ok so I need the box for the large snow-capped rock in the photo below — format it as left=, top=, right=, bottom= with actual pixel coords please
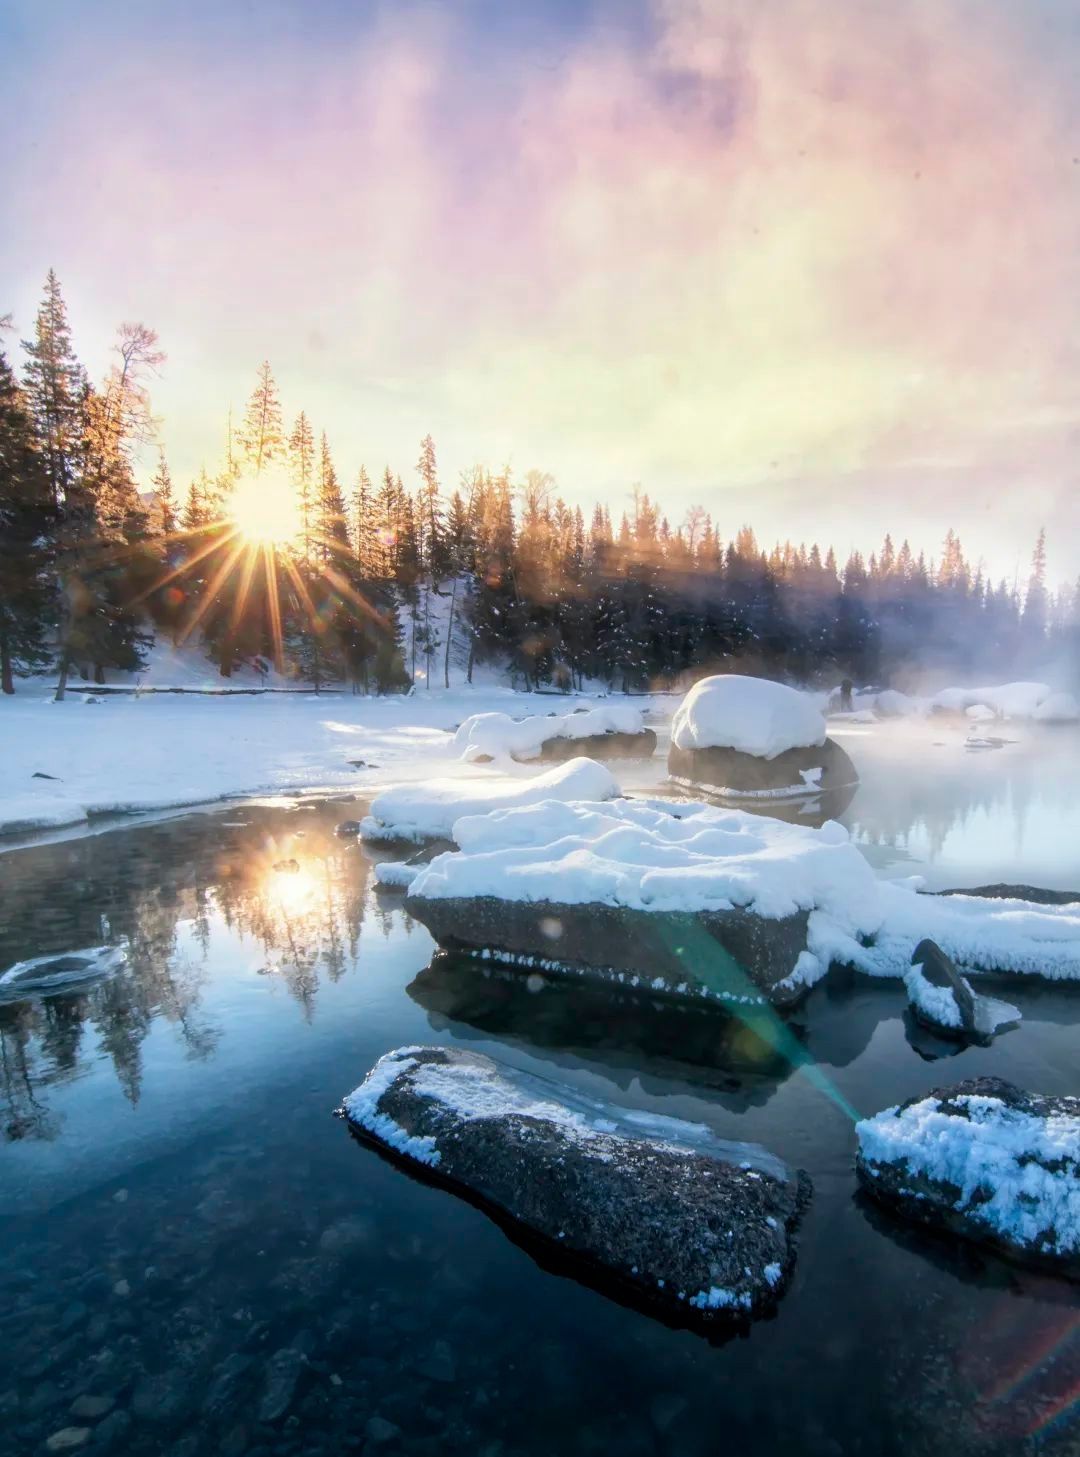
left=397, top=797, right=1080, bottom=1003
left=359, top=757, right=619, bottom=843
left=403, top=799, right=879, bottom=1005
left=453, top=707, right=656, bottom=764
left=903, top=938, right=1020, bottom=1044
left=856, top=1078, right=1080, bottom=1277
left=342, top=1045, right=809, bottom=1324
left=668, top=676, right=858, bottom=799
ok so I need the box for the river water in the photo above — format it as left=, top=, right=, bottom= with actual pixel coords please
left=2, top=720, right=1079, bottom=1457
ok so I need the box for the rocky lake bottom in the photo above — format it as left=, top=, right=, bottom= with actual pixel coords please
left=4, top=724, right=1080, bottom=1457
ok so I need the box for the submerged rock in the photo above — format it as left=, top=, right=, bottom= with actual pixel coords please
left=856, top=1077, right=1080, bottom=1277
left=903, top=938, right=1019, bottom=1044
left=341, top=1046, right=809, bottom=1325
left=0, top=944, right=127, bottom=1002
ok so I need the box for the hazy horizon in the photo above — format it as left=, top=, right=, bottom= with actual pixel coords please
left=4, top=0, right=1080, bottom=581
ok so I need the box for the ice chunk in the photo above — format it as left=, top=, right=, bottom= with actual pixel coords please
left=0, top=944, right=128, bottom=1001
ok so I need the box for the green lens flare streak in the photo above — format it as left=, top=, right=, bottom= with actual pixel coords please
left=647, top=914, right=861, bottom=1125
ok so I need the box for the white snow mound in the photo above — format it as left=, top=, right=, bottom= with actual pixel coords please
left=671, top=676, right=826, bottom=759
left=453, top=705, right=645, bottom=763
left=407, top=797, right=1080, bottom=986
left=359, top=757, right=620, bottom=843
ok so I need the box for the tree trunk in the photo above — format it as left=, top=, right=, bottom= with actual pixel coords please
left=443, top=579, right=457, bottom=690
left=54, top=652, right=70, bottom=703
left=94, top=663, right=105, bottom=685
left=466, top=638, right=475, bottom=684
left=0, top=627, right=13, bottom=695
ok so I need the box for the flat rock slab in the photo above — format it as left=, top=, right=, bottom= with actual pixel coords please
left=402, top=894, right=811, bottom=1006
left=856, top=1077, right=1080, bottom=1278
left=529, top=729, right=659, bottom=763
left=668, top=736, right=858, bottom=799
left=342, top=1046, right=809, bottom=1325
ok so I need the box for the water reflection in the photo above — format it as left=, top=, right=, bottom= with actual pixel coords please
left=0, top=803, right=377, bottom=1143
left=836, top=721, right=1080, bottom=890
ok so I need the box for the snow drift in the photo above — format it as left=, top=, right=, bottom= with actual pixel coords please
left=359, top=757, right=620, bottom=843
left=453, top=705, right=647, bottom=763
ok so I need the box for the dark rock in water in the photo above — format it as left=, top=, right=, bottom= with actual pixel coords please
left=856, top=1077, right=1080, bottom=1277
left=335, top=821, right=362, bottom=837
left=272, top=859, right=300, bottom=873
left=403, top=894, right=811, bottom=1007
left=937, top=883, right=1080, bottom=906
left=32, top=771, right=61, bottom=780
left=910, top=938, right=977, bottom=1032
left=530, top=728, right=659, bottom=763
left=668, top=736, right=858, bottom=800
left=904, top=939, right=1019, bottom=1045
left=341, top=1046, right=810, bottom=1325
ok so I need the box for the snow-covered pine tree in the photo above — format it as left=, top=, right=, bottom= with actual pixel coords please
left=0, top=334, right=54, bottom=691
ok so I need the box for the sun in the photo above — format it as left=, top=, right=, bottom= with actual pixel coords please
left=228, top=465, right=302, bottom=547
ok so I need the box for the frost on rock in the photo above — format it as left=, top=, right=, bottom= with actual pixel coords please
left=856, top=1078, right=1080, bottom=1276
left=359, top=757, right=619, bottom=843
left=903, top=938, right=1020, bottom=1044
left=453, top=706, right=654, bottom=764
left=0, top=944, right=128, bottom=1002
left=373, top=860, right=423, bottom=890
left=341, top=1046, right=809, bottom=1325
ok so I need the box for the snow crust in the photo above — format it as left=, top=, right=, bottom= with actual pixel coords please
left=857, top=1092, right=1080, bottom=1254
left=360, top=758, right=619, bottom=843
left=453, top=705, right=645, bottom=763
left=407, top=797, right=1080, bottom=986
left=671, top=676, right=827, bottom=758
left=344, top=1047, right=789, bottom=1177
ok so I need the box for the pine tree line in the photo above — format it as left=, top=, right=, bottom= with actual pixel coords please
left=2, top=271, right=1078, bottom=698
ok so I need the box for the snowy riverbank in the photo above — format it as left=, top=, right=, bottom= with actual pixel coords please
left=0, top=688, right=678, bottom=841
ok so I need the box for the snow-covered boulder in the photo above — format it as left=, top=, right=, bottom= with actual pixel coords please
left=453, top=706, right=656, bottom=764
left=668, top=675, right=858, bottom=800
left=342, top=1045, right=810, bottom=1324
left=931, top=681, right=1058, bottom=720
left=0, top=944, right=127, bottom=1003
left=856, top=1078, right=1080, bottom=1277
left=403, top=799, right=880, bottom=1005
left=903, top=938, right=1019, bottom=1043
left=359, top=758, right=619, bottom=844
left=1034, top=691, right=1080, bottom=723
left=671, top=676, right=827, bottom=758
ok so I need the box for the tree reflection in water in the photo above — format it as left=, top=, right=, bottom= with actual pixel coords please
left=0, top=802, right=374, bottom=1139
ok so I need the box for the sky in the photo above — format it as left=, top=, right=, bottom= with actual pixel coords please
left=3, top=0, right=1080, bottom=582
